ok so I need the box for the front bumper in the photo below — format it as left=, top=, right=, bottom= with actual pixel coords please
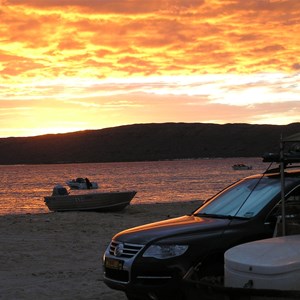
left=103, top=240, right=190, bottom=294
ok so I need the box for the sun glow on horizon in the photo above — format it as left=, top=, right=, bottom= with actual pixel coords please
left=0, top=126, right=86, bottom=138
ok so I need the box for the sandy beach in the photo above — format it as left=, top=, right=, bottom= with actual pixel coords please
left=0, top=201, right=201, bottom=300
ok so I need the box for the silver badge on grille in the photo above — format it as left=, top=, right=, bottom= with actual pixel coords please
left=114, top=243, right=124, bottom=257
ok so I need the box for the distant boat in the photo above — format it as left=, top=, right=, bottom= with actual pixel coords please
left=44, top=187, right=136, bottom=212
left=232, top=164, right=252, bottom=170
left=66, top=177, right=99, bottom=189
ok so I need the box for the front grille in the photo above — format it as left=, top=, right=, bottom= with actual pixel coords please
left=109, top=241, right=144, bottom=258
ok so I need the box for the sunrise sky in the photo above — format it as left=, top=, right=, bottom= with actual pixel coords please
left=0, top=0, right=299, bottom=138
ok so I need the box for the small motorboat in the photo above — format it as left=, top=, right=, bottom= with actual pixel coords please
left=44, top=185, right=136, bottom=212
left=66, top=177, right=99, bottom=189
left=232, top=164, right=252, bottom=170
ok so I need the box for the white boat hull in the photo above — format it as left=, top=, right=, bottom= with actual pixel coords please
left=44, top=190, right=136, bottom=212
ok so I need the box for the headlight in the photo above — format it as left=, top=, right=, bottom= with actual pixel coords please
left=142, top=244, right=188, bottom=259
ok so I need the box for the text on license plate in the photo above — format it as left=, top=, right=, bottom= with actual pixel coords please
left=105, top=258, right=124, bottom=270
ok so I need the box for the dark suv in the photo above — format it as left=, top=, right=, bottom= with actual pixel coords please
left=103, top=167, right=300, bottom=300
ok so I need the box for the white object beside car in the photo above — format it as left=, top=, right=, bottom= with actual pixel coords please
left=225, top=234, right=300, bottom=291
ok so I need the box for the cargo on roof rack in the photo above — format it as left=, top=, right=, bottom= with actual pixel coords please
left=263, top=132, right=300, bottom=164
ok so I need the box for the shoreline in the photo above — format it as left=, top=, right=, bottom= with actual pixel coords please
left=1, top=201, right=201, bottom=300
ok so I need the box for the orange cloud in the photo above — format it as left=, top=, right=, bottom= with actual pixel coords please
left=1, top=0, right=299, bottom=79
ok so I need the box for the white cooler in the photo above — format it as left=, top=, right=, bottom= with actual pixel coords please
left=224, top=235, right=300, bottom=290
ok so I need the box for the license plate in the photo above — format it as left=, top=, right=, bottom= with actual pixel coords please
left=105, top=258, right=124, bottom=270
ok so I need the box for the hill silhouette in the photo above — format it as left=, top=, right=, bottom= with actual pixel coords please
left=0, top=122, right=300, bottom=164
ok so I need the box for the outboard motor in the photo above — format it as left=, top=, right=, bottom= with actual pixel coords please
left=52, top=184, right=68, bottom=196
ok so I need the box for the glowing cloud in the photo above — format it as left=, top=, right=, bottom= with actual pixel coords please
left=0, top=0, right=300, bottom=137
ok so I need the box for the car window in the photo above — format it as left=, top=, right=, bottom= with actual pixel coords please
left=286, top=186, right=300, bottom=202
left=285, top=186, right=300, bottom=217
left=194, top=177, right=283, bottom=219
left=268, top=185, right=300, bottom=216
left=268, top=185, right=300, bottom=236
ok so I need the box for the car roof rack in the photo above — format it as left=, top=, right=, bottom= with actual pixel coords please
left=262, top=152, right=300, bottom=164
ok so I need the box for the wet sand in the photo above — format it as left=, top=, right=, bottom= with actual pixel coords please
left=0, top=201, right=201, bottom=300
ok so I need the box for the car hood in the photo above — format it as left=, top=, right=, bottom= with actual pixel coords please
left=114, top=214, right=231, bottom=244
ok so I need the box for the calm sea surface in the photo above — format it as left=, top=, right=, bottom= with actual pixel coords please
left=0, top=158, right=268, bottom=216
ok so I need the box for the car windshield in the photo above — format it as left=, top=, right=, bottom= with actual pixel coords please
left=194, top=176, right=287, bottom=219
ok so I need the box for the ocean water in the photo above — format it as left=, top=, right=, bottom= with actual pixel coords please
left=0, top=158, right=268, bottom=215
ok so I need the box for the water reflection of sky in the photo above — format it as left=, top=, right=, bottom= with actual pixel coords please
left=0, top=158, right=267, bottom=215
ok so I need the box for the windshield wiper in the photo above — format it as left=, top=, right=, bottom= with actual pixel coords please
left=195, top=213, right=231, bottom=219
left=195, top=213, right=248, bottom=220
